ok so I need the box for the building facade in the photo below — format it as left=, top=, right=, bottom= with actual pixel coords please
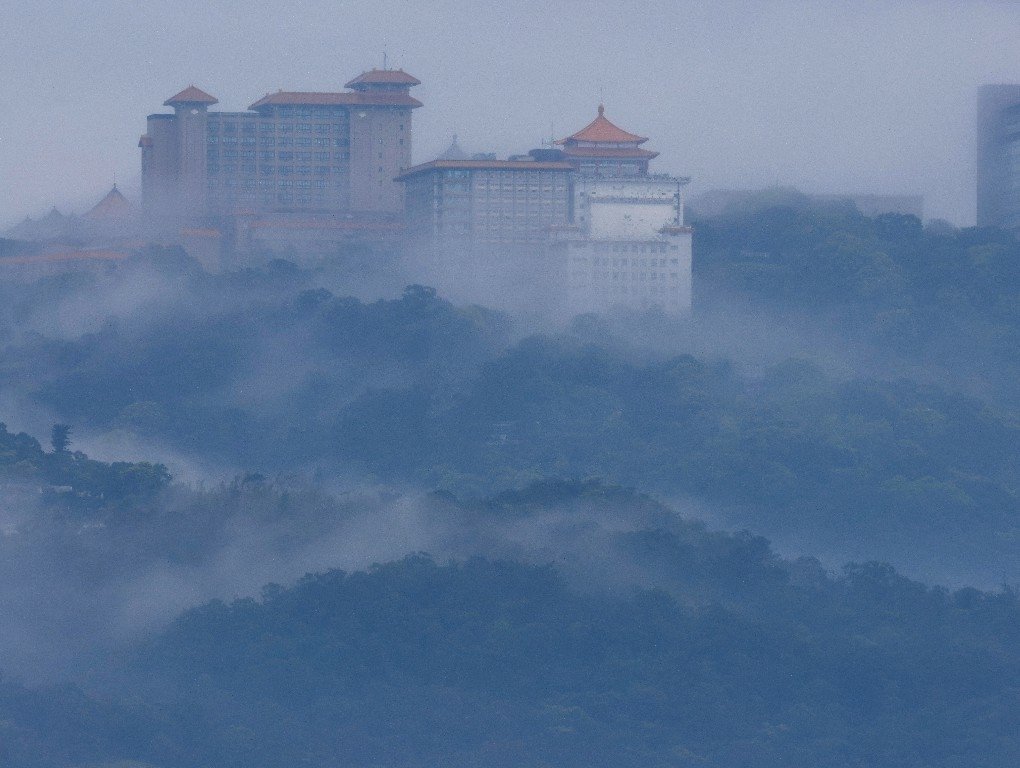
left=398, top=106, right=692, bottom=315
left=397, top=157, right=574, bottom=305
left=977, top=84, right=1020, bottom=230
left=139, top=68, right=421, bottom=262
left=553, top=173, right=692, bottom=315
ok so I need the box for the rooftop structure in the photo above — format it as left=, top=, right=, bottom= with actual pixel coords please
left=556, top=105, right=659, bottom=176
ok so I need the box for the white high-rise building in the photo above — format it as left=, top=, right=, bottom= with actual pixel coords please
left=550, top=107, right=692, bottom=314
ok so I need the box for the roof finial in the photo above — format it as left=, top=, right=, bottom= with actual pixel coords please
left=598, top=103, right=605, bottom=116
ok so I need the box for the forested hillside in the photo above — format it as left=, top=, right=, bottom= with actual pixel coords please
left=0, top=200, right=1017, bottom=767
left=4, top=548, right=1019, bottom=768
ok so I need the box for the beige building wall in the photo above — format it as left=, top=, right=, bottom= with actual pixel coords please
left=349, top=106, right=412, bottom=213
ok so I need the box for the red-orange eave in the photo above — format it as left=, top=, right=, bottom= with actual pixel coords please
left=248, top=91, right=422, bottom=109
left=557, top=105, right=648, bottom=145
left=561, top=146, right=658, bottom=159
left=345, top=69, right=421, bottom=87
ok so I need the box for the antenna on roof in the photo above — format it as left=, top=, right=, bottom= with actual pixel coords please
left=383, top=49, right=388, bottom=70
left=543, top=121, right=555, bottom=147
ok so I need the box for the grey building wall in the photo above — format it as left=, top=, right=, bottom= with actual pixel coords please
left=977, top=84, right=1020, bottom=228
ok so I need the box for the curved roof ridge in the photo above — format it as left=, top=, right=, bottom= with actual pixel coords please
left=556, top=104, right=648, bottom=145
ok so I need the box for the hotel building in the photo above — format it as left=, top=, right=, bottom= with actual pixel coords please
left=139, top=68, right=421, bottom=263
left=398, top=106, right=692, bottom=314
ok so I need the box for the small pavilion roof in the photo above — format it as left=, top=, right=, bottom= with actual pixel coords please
left=436, top=134, right=469, bottom=161
left=345, top=69, right=421, bottom=88
left=85, top=185, right=133, bottom=219
left=163, top=85, right=218, bottom=107
left=557, top=105, right=648, bottom=145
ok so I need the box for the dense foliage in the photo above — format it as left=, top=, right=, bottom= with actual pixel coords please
left=4, top=543, right=1019, bottom=768
left=693, top=193, right=1020, bottom=403
left=0, top=421, right=170, bottom=506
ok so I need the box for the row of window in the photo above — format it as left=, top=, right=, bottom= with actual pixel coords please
left=208, top=121, right=346, bottom=134
left=209, top=150, right=349, bottom=162
left=209, top=152, right=351, bottom=164
left=208, top=178, right=344, bottom=189
left=570, top=272, right=682, bottom=283
left=208, top=136, right=347, bottom=148
left=210, top=192, right=347, bottom=207
left=576, top=257, right=682, bottom=267
left=271, top=106, right=356, bottom=117
left=588, top=242, right=677, bottom=254
left=570, top=284, right=680, bottom=299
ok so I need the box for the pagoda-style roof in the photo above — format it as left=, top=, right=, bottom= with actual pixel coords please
left=163, top=85, right=218, bottom=107
left=345, top=69, right=421, bottom=88
left=248, top=90, right=422, bottom=110
left=557, top=105, right=648, bottom=145
left=86, top=185, right=133, bottom=219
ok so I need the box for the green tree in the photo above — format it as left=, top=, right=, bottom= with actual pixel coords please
left=50, top=423, right=71, bottom=454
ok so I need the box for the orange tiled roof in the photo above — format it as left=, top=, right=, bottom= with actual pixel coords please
left=557, top=105, right=648, bottom=145
left=248, top=91, right=422, bottom=109
left=164, top=85, right=218, bottom=106
left=345, top=69, right=421, bottom=88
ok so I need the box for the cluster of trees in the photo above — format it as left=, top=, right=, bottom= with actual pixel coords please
left=3, top=534, right=1019, bottom=767
left=692, top=194, right=1020, bottom=403
left=0, top=421, right=170, bottom=506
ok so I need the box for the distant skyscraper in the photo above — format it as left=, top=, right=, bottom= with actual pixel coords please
left=977, top=84, right=1020, bottom=229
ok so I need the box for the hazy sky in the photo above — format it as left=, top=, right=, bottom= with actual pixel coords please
left=2, top=0, right=1019, bottom=227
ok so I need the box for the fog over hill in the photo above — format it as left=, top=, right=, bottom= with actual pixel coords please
left=0, top=189, right=1018, bottom=765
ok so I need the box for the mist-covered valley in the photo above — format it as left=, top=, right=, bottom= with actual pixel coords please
left=1, top=196, right=1018, bottom=766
